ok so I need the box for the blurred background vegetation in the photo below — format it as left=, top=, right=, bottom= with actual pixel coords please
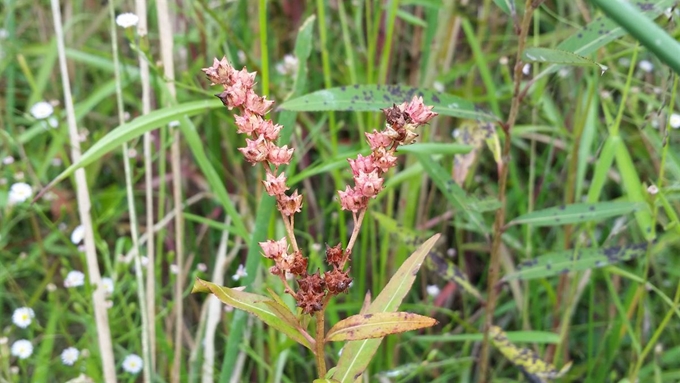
left=1, top=0, right=680, bottom=382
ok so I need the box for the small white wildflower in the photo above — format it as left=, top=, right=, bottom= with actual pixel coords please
left=426, top=285, right=440, bottom=298
left=11, top=339, right=33, bottom=359
left=311, top=243, right=322, bottom=252
left=0, top=337, right=7, bottom=345
left=170, top=264, right=179, bottom=274
left=81, top=349, right=90, bottom=358
left=64, top=270, right=85, bottom=288
left=2, top=156, right=14, bottom=165
left=14, top=172, right=24, bottom=180
left=196, top=263, right=207, bottom=272
left=46, top=283, right=57, bottom=292
left=446, top=248, right=456, bottom=257
left=12, top=307, right=35, bottom=328
left=638, top=60, right=654, bottom=73
left=116, top=13, right=139, bottom=28
left=647, top=185, right=659, bottom=195
left=8, top=182, right=32, bottom=205
left=237, top=50, right=246, bottom=64
left=61, top=347, right=80, bottom=366
left=433, top=81, right=445, bottom=92
left=451, top=129, right=461, bottom=139
left=600, top=90, right=611, bottom=99
left=30, top=101, right=54, bottom=119
left=232, top=264, right=247, bottom=281
left=71, top=225, right=85, bottom=244
left=558, top=68, right=570, bottom=78
left=122, top=354, right=143, bottom=374
left=669, top=113, right=680, bottom=129
left=499, top=56, right=509, bottom=65
left=101, top=277, right=114, bottom=295
left=124, top=112, right=131, bottom=121
left=522, top=63, right=531, bottom=75
left=275, top=54, right=298, bottom=76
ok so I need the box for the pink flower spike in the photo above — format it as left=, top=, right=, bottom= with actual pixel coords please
left=238, top=135, right=270, bottom=164
left=338, top=185, right=368, bottom=212
left=355, top=170, right=384, bottom=198
left=348, top=154, right=377, bottom=176
left=245, top=91, right=275, bottom=116
left=259, top=237, right=288, bottom=259
left=268, top=145, right=294, bottom=167
left=257, top=119, right=283, bottom=141
left=263, top=172, right=289, bottom=196
left=277, top=190, right=303, bottom=216
left=405, top=96, right=437, bottom=125
left=216, top=81, right=248, bottom=110
left=365, top=130, right=394, bottom=150
left=233, top=67, right=256, bottom=89
left=234, top=112, right=262, bottom=136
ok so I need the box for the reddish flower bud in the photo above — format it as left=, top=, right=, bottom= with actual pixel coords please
left=263, top=172, right=289, bottom=196
left=259, top=237, right=288, bottom=259
left=233, top=67, right=256, bottom=89
left=277, top=190, right=303, bottom=216
left=365, top=130, right=394, bottom=150
left=234, top=112, right=262, bottom=136
left=382, top=104, right=408, bottom=128
left=202, top=57, right=233, bottom=86
left=245, top=91, right=275, bottom=116
left=348, top=154, right=377, bottom=176
left=354, top=170, right=384, bottom=198
left=337, top=185, right=367, bottom=212
left=324, top=268, right=352, bottom=295
left=325, top=243, right=344, bottom=269
left=371, top=147, right=398, bottom=173
left=404, top=96, right=437, bottom=125
left=268, top=145, right=294, bottom=167
left=238, top=135, right=270, bottom=164
left=256, top=119, right=283, bottom=141
left=288, top=250, right=308, bottom=276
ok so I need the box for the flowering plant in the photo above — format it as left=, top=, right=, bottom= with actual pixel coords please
left=193, top=57, right=441, bottom=382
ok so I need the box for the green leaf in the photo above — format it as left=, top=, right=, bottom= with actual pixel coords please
left=192, top=279, right=312, bottom=350
left=278, top=84, right=500, bottom=122
left=493, top=0, right=516, bottom=15
left=332, top=234, right=440, bottom=383
left=428, top=252, right=484, bottom=302
left=325, top=312, right=437, bottom=342
left=397, top=143, right=473, bottom=155
left=507, top=201, right=646, bottom=227
left=42, top=99, right=222, bottom=191
left=523, top=47, right=608, bottom=73
left=313, top=379, right=340, bottom=383
left=503, top=243, right=649, bottom=281
left=415, top=330, right=561, bottom=344
left=395, top=9, right=427, bottom=27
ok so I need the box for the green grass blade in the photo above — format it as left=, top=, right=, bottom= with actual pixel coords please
left=397, top=143, right=473, bottom=155
left=416, top=331, right=560, bottom=344
left=503, top=243, right=649, bottom=281
left=278, top=84, right=500, bottom=121
left=523, top=47, right=607, bottom=72
left=507, top=201, right=646, bottom=227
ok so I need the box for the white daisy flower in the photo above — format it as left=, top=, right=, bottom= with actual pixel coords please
left=670, top=113, right=680, bottom=129
left=426, top=285, right=440, bottom=298
left=71, top=225, right=85, bottom=244
left=8, top=182, right=32, bottom=205
left=61, top=347, right=80, bottom=366
left=122, top=353, right=143, bottom=374
left=64, top=270, right=85, bottom=288
left=638, top=60, right=654, bottom=73
left=275, top=54, right=299, bottom=76
left=10, top=339, right=33, bottom=359
left=12, top=307, right=35, bottom=328
left=232, top=264, right=247, bottom=281
left=115, top=13, right=139, bottom=28
left=101, top=277, right=114, bottom=295
left=30, top=101, right=54, bottom=119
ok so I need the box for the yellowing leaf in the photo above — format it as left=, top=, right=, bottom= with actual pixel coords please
left=453, top=120, right=499, bottom=186
left=325, top=312, right=437, bottom=342
left=489, top=326, right=572, bottom=380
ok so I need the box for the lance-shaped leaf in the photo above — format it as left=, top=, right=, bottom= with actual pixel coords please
left=489, top=326, right=572, bottom=380
left=507, top=201, right=646, bottom=227
left=278, top=84, right=499, bottom=122
left=428, top=252, right=484, bottom=303
left=325, top=312, right=437, bottom=342
left=191, top=278, right=312, bottom=350
left=503, top=243, right=649, bottom=281
left=332, top=234, right=440, bottom=383
left=523, top=47, right=608, bottom=73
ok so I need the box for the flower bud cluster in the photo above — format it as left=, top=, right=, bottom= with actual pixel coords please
left=338, top=96, right=437, bottom=213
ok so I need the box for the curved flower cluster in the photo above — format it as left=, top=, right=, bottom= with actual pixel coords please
left=338, top=96, right=437, bottom=213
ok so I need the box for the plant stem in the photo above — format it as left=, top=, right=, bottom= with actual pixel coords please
left=478, top=1, right=540, bottom=381
left=315, top=310, right=327, bottom=378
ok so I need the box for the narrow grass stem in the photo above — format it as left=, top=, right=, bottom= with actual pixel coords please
left=108, top=2, right=152, bottom=381
left=478, top=1, right=540, bottom=381
left=314, top=310, right=327, bottom=378
left=50, top=0, right=117, bottom=381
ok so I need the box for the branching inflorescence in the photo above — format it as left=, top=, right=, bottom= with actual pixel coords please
left=202, top=57, right=437, bottom=315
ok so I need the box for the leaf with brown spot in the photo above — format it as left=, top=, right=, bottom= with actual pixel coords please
left=325, top=312, right=437, bottom=342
